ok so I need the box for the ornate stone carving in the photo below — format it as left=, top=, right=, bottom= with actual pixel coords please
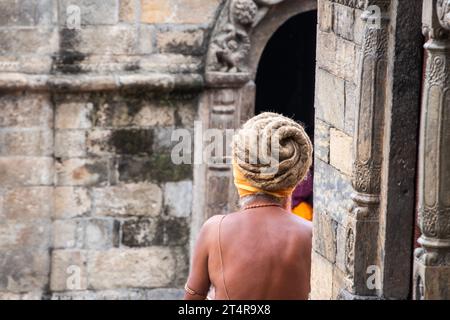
left=345, top=227, right=355, bottom=278
left=428, top=55, right=449, bottom=86
left=437, top=0, right=450, bottom=30
left=344, top=1, right=391, bottom=297
left=423, top=0, right=449, bottom=39
left=353, top=160, right=382, bottom=195
left=206, top=0, right=289, bottom=74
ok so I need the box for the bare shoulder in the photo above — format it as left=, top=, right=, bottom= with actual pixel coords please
left=198, top=214, right=228, bottom=240
left=287, top=213, right=313, bottom=239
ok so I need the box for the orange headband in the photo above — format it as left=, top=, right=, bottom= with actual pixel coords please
left=232, top=162, right=294, bottom=198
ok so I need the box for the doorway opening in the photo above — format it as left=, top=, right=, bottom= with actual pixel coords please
left=255, top=10, right=317, bottom=137
left=255, top=10, right=317, bottom=220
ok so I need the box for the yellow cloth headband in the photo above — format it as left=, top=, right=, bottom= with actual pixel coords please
left=232, top=163, right=294, bottom=199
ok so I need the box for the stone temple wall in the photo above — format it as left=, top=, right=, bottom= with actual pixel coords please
left=0, top=0, right=222, bottom=300
left=310, top=0, right=363, bottom=299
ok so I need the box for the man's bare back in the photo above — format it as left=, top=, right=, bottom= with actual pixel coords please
left=184, top=205, right=312, bottom=300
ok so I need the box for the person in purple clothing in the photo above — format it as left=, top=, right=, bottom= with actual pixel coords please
left=291, top=169, right=313, bottom=221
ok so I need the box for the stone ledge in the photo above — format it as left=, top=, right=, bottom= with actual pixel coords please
left=0, top=72, right=204, bottom=92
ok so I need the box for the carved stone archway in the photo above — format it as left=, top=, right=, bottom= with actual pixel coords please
left=190, top=0, right=318, bottom=250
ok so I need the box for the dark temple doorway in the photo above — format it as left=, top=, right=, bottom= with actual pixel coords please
left=255, top=10, right=317, bottom=138
left=255, top=10, right=317, bottom=220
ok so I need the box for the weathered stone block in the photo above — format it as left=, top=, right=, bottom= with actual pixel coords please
left=55, top=158, right=109, bottom=186
left=314, top=119, right=330, bottom=163
left=172, top=246, right=189, bottom=287
left=59, top=0, right=118, bottom=26
left=139, top=54, right=202, bottom=73
left=315, top=68, right=345, bottom=130
left=0, top=129, right=53, bottom=156
left=344, top=81, right=356, bottom=135
left=0, top=27, right=58, bottom=55
left=110, top=129, right=154, bottom=155
left=333, top=3, right=355, bottom=41
left=156, top=217, right=190, bottom=246
left=0, top=157, right=53, bottom=186
left=152, top=127, right=176, bottom=151
left=62, top=25, right=138, bottom=55
left=330, top=128, right=353, bottom=176
left=314, top=159, right=353, bottom=223
left=164, top=180, right=193, bottom=218
left=0, top=0, right=56, bottom=26
left=50, top=250, right=88, bottom=292
left=0, top=93, right=53, bottom=128
left=0, top=249, right=50, bottom=293
left=54, top=187, right=91, bottom=219
left=310, top=250, right=334, bottom=300
left=335, top=37, right=357, bottom=82
left=316, top=30, right=337, bottom=73
left=87, top=248, right=177, bottom=289
left=88, top=129, right=154, bottom=156
left=55, top=100, right=93, bottom=129
left=53, top=220, right=83, bottom=249
left=119, top=0, right=136, bottom=22
left=86, top=129, right=113, bottom=156
left=122, top=218, right=158, bottom=247
left=123, top=217, right=190, bottom=248
left=0, top=222, right=50, bottom=250
left=318, top=0, right=333, bottom=32
left=138, top=25, right=155, bottom=55
left=156, top=28, right=205, bottom=55
left=93, top=183, right=162, bottom=217
left=84, top=219, right=120, bottom=249
left=317, top=30, right=357, bottom=83
left=118, top=154, right=192, bottom=183
left=140, top=0, right=220, bottom=24
left=2, top=187, right=53, bottom=220
left=94, top=99, right=175, bottom=128
left=0, top=54, right=53, bottom=74
left=55, top=130, right=87, bottom=158
left=313, top=212, right=337, bottom=263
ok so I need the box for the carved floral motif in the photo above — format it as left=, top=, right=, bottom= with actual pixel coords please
left=427, top=54, right=449, bottom=87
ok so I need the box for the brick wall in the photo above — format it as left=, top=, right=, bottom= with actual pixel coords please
left=310, top=0, right=363, bottom=300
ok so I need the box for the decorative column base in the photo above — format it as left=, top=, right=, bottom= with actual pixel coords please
left=413, top=246, right=450, bottom=300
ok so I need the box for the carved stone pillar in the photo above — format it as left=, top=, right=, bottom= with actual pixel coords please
left=340, top=0, right=391, bottom=299
left=413, top=0, right=450, bottom=300
left=202, top=75, right=254, bottom=220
